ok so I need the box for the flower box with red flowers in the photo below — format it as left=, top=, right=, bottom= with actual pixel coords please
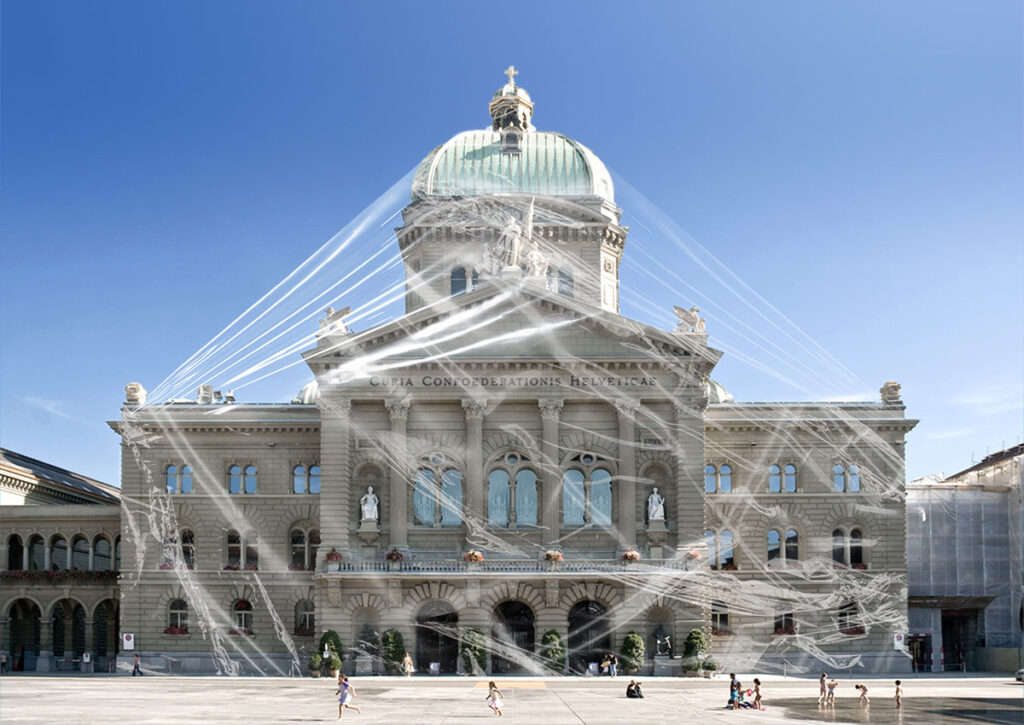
left=462, top=550, right=484, bottom=563
left=385, top=548, right=404, bottom=563
left=294, top=625, right=314, bottom=637
left=852, top=563, right=868, bottom=570
left=163, top=626, right=189, bottom=635
left=621, top=549, right=642, bottom=562
left=324, top=549, right=343, bottom=563
left=227, top=628, right=253, bottom=636
left=223, top=564, right=240, bottom=571
left=543, top=550, right=564, bottom=562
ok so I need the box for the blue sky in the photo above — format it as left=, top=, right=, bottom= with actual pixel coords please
left=1, top=1, right=1021, bottom=484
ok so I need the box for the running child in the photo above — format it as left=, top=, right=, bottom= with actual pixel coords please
left=486, top=681, right=504, bottom=717
left=335, top=674, right=361, bottom=719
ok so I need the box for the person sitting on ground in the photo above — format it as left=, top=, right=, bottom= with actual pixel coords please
left=855, top=683, right=869, bottom=704
left=625, top=680, right=644, bottom=699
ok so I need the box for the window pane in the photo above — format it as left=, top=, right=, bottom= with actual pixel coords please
left=704, top=465, right=716, bottom=494
left=440, top=469, right=462, bottom=526
left=562, top=469, right=585, bottom=526
left=293, top=466, right=306, bottom=494
left=450, top=267, right=467, bottom=297
left=51, top=537, right=68, bottom=570
left=784, top=464, right=797, bottom=493
left=165, top=465, right=177, bottom=494
left=558, top=270, right=574, bottom=297
left=705, top=530, right=716, bottom=566
left=309, top=529, right=320, bottom=566
left=244, top=465, right=258, bottom=494
left=833, top=465, right=845, bottom=493
left=180, top=466, right=193, bottom=494
left=487, top=470, right=510, bottom=527
left=720, top=465, right=732, bottom=493
left=515, top=469, right=538, bottom=526
left=309, top=465, right=321, bottom=494
left=93, top=538, right=111, bottom=571
left=849, top=465, right=860, bottom=493
left=71, top=538, right=90, bottom=570
left=785, top=529, right=799, bottom=560
left=413, top=469, right=435, bottom=525
left=850, top=529, right=863, bottom=566
left=227, top=531, right=241, bottom=566
left=181, top=530, right=194, bottom=567
left=229, top=466, right=241, bottom=494
left=290, top=530, right=305, bottom=567
left=768, top=465, right=781, bottom=493
left=832, top=530, right=846, bottom=564
left=766, top=530, right=780, bottom=561
left=590, top=468, right=612, bottom=526
left=720, top=530, right=734, bottom=567
left=29, top=537, right=45, bottom=570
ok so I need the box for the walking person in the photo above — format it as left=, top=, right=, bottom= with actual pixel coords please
left=608, top=652, right=618, bottom=678
left=485, top=681, right=504, bottom=717
left=894, top=680, right=903, bottom=708
left=401, top=652, right=414, bottom=677
left=132, top=654, right=143, bottom=676
left=817, top=673, right=827, bottom=705
left=855, top=683, right=870, bottom=705
left=752, top=678, right=763, bottom=710
left=336, top=674, right=361, bottom=719
left=826, top=677, right=838, bottom=706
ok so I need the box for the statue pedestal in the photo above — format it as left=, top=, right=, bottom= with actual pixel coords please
left=354, top=655, right=374, bottom=676
left=647, top=520, right=668, bottom=550
left=653, top=655, right=681, bottom=677
left=357, top=519, right=379, bottom=542
left=647, top=519, right=667, bottom=532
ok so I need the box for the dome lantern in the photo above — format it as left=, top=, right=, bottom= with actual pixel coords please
left=489, top=65, right=534, bottom=134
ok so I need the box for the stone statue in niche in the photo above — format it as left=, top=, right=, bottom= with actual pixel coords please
left=647, top=487, right=666, bottom=521
left=360, top=486, right=379, bottom=522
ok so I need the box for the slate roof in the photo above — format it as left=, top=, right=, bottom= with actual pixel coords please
left=0, top=447, right=121, bottom=503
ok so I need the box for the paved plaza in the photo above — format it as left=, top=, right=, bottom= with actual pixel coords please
left=0, top=673, right=1022, bottom=725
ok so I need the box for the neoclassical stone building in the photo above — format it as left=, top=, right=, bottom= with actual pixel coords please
left=3, top=72, right=918, bottom=676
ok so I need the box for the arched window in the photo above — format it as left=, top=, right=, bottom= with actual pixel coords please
left=226, top=530, right=241, bottom=569
left=7, top=534, right=23, bottom=570
left=180, top=530, right=195, bottom=568
left=166, top=464, right=192, bottom=494
left=486, top=453, right=538, bottom=528
left=244, top=465, right=258, bottom=494
left=784, top=529, right=799, bottom=561
left=29, top=534, right=45, bottom=571
left=412, top=454, right=463, bottom=527
left=51, top=536, right=68, bottom=571
left=71, top=536, right=90, bottom=570
left=774, top=612, right=795, bottom=635
left=450, top=267, right=467, bottom=297
left=558, top=270, right=574, bottom=297
left=93, top=536, right=112, bottom=571
left=232, top=600, right=253, bottom=634
left=228, top=465, right=242, bottom=494
left=705, top=464, right=733, bottom=494
left=295, top=600, right=315, bottom=636
left=244, top=534, right=259, bottom=570
left=784, top=464, right=797, bottom=493
left=720, top=530, right=735, bottom=569
left=832, top=529, right=846, bottom=565
left=114, top=535, right=121, bottom=570
left=168, top=599, right=188, bottom=632
left=309, top=529, right=320, bottom=567
left=768, top=465, right=781, bottom=493
left=562, top=469, right=585, bottom=526
left=766, top=530, right=781, bottom=561
left=849, top=465, right=861, bottom=492
left=833, top=464, right=846, bottom=492
left=293, top=464, right=321, bottom=494
left=562, top=453, right=613, bottom=527
left=705, top=529, right=716, bottom=564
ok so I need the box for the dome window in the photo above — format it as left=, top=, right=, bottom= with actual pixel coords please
left=501, top=129, right=522, bottom=154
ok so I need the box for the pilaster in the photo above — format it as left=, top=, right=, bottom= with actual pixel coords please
left=462, top=399, right=486, bottom=530
left=386, top=399, right=411, bottom=549
left=615, top=399, right=640, bottom=547
left=538, top=399, right=563, bottom=545
left=318, top=398, right=352, bottom=568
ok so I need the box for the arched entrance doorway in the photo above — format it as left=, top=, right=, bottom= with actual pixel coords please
left=415, top=601, right=458, bottom=674
left=51, top=599, right=86, bottom=668
left=94, top=599, right=120, bottom=672
left=491, top=600, right=535, bottom=674
left=568, top=600, right=611, bottom=674
left=8, top=599, right=41, bottom=671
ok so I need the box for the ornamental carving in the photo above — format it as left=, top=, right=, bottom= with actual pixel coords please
left=538, top=399, right=564, bottom=421
left=461, top=399, right=487, bottom=420
left=385, top=399, right=410, bottom=422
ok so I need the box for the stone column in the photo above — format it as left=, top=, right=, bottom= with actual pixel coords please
left=22, top=546, right=28, bottom=570
left=36, top=619, right=52, bottom=672
left=461, top=399, right=486, bottom=530
left=538, top=399, right=563, bottom=545
left=615, top=399, right=640, bottom=548
left=317, top=397, right=352, bottom=570
left=386, top=399, right=411, bottom=550
left=82, top=617, right=95, bottom=672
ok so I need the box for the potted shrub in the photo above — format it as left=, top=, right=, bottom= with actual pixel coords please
left=539, top=630, right=565, bottom=674
left=702, top=657, right=718, bottom=678
left=308, top=653, right=323, bottom=678
left=381, top=629, right=404, bottom=675
left=326, top=652, right=342, bottom=678
left=620, top=631, right=645, bottom=674
left=683, top=628, right=708, bottom=675
left=460, top=628, right=487, bottom=674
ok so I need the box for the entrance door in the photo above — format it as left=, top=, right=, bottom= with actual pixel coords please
left=491, top=601, right=536, bottom=674
left=941, top=609, right=978, bottom=671
left=568, top=600, right=611, bottom=674
left=416, top=601, right=459, bottom=674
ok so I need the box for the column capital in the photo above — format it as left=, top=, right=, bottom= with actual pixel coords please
left=461, top=398, right=488, bottom=420
left=321, top=397, right=352, bottom=418
left=614, top=398, right=642, bottom=417
left=385, top=398, right=410, bottom=422
left=538, top=398, right=564, bottom=421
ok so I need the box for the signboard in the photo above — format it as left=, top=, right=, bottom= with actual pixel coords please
left=122, top=633, right=135, bottom=650
left=366, top=374, right=663, bottom=390
left=893, top=633, right=905, bottom=650
left=82, top=652, right=91, bottom=663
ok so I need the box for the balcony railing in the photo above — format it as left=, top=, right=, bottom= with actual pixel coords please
left=323, top=558, right=696, bottom=574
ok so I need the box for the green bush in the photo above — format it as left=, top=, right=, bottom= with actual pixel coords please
left=326, top=652, right=342, bottom=672
left=319, top=629, right=342, bottom=656
left=539, top=629, right=566, bottom=673
left=683, top=629, right=708, bottom=660
left=702, top=657, right=718, bottom=671
left=460, top=629, right=487, bottom=674
left=308, top=653, right=323, bottom=672
left=381, top=629, right=405, bottom=674
left=619, top=631, right=645, bottom=671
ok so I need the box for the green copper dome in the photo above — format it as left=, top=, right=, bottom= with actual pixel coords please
left=411, top=130, right=614, bottom=202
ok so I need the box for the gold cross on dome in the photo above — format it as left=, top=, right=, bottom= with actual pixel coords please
left=504, top=65, right=518, bottom=86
